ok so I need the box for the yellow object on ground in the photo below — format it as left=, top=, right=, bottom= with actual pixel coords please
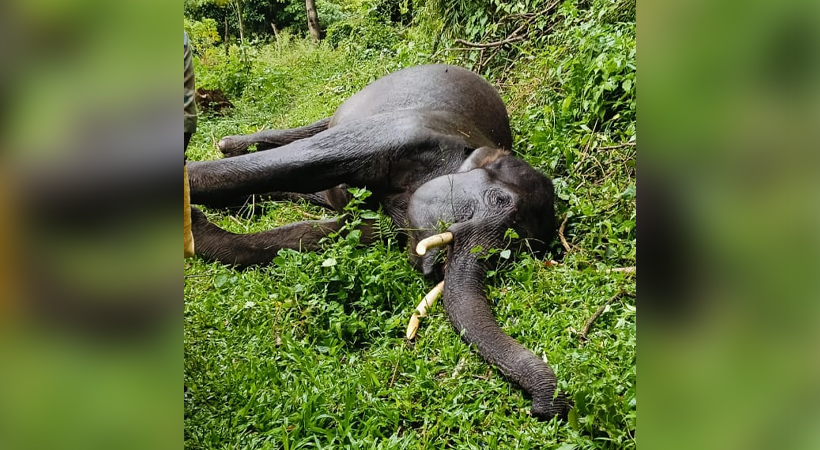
left=406, top=281, right=445, bottom=340
left=184, top=166, right=195, bottom=257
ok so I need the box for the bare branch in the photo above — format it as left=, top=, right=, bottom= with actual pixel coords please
left=558, top=213, right=574, bottom=253
left=443, top=47, right=485, bottom=52
left=607, top=266, right=636, bottom=275
left=543, top=261, right=637, bottom=277
left=447, top=1, right=561, bottom=53
left=598, top=142, right=637, bottom=150
left=579, top=291, right=634, bottom=342
left=388, top=356, right=401, bottom=388
left=454, top=34, right=527, bottom=49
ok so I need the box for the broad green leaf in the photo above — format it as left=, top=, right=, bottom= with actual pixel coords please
left=214, top=273, right=229, bottom=288
left=322, top=258, right=337, bottom=267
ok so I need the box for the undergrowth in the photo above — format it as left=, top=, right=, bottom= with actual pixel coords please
left=185, top=1, right=635, bottom=448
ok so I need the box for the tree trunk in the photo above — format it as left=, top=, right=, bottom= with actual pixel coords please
left=271, top=23, right=279, bottom=42
left=305, top=0, right=321, bottom=43
left=234, top=1, right=244, bottom=47
left=224, top=14, right=229, bottom=56
left=231, top=0, right=248, bottom=69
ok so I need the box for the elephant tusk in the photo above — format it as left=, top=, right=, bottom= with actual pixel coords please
left=406, top=281, right=444, bottom=340
left=415, top=232, right=454, bottom=256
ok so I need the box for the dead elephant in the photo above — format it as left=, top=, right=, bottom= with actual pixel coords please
left=187, top=64, right=570, bottom=419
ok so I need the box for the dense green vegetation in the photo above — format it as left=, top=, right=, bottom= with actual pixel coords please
left=184, top=0, right=636, bottom=448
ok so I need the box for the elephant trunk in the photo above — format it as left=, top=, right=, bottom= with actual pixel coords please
left=442, top=224, right=569, bottom=419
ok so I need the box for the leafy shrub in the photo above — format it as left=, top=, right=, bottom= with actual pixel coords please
left=185, top=17, right=222, bottom=52
left=368, top=0, right=415, bottom=25
left=325, top=16, right=401, bottom=53
left=317, top=0, right=350, bottom=29
left=185, top=0, right=308, bottom=40
left=193, top=44, right=254, bottom=98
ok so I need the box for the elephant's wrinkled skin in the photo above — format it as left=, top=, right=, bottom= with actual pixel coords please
left=188, top=64, right=570, bottom=419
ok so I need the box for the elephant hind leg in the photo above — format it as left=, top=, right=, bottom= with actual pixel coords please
left=192, top=185, right=352, bottom=214
left=191, top=206, right=373, bottom=268
left=218, top=117, right=331, bottom=157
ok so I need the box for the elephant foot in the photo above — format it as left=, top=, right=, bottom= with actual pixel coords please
left=217, top=136, right=250, bottom=158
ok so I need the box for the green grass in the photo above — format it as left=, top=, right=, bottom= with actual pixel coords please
left=185, top=232, right=636, bottom=448
left=185, top=3, right=635, bottom=447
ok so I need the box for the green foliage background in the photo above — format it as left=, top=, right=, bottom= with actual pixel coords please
left=185, top=0, right=636, bottom=448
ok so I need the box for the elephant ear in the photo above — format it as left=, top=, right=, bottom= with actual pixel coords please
left=440, top=221, right=569, bottom=419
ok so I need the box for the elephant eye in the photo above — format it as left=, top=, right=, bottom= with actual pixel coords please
left=485, top=188, right=512, bottom=209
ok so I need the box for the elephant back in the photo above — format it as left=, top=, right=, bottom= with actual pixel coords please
left=330, top=64, right=512, bottom=150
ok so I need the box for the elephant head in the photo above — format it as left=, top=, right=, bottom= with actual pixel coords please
left=406, top=148, right=568, bottom=419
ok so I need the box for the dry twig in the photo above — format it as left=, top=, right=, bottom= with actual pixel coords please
left=607, top=266, right=636, bottom=275
left=575, top=120, right=599, bottom=171
left=443, top=47, right=484, bottom=52
left=579, top=291, right=634, bottom=342
left=454, top=34, right=527, bottom=49
left=228, top=215, right=247, bottom=232
left=447, top=0, right=561, bottom=73
left=543, top=261, right=637, bottom=277
left=558, top=213, right=574, bottom=253
left=388, top=356, right=401, bottom=388
left=299, top=210, right=325, bottom=220
left=598, top=142, right=636, bottom=150
left=453, top=1, right=560, bottom=49
left=184, top=273, right=215, bottom=279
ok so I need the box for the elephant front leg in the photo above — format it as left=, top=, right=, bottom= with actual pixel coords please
left=190, top=207, right=374, bottom=267
left=218, top=117, right=330, bottom=157
left=189, top=111, right=446, bottom=207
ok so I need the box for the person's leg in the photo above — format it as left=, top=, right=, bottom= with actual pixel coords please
left=184, top=131, right=194, bottom=257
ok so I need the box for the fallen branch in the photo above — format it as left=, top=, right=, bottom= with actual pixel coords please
left=579, top=291, right=634, bottom=342
left=454, top=34, right=526, bottom=49
left=447, top=0, right=561, bottom=63
left=558, top=213, right=573, bottom=253
left=443, top=47, right=486, bottom=52
left=543, top=261, right=637, bottom=276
